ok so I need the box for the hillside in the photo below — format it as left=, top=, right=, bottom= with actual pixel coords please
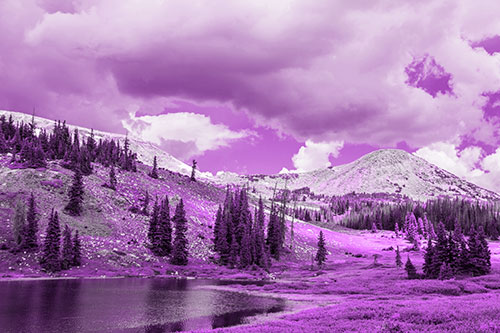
left=216, top=149, right=500, bottom=201
left=0, top=110, right=214, bottom=180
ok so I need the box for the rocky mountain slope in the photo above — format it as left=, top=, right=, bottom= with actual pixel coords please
left=216, top=149, right=500, bottom=201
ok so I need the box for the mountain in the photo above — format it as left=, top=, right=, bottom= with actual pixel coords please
left=0, top=110, right=214, bottom=180
left=215, top=149, right=500, bottom=201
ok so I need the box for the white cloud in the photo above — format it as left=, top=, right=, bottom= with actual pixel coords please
left=291, top=140, right=344, bottom=173
left=414, top=142, right=500, bottom=193
left=122, top=111, right=251, bottom=159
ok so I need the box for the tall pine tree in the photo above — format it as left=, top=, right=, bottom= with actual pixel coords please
left=72, top=230, right=82, bottom=267
left=24, top=193, right=38, bottom=250
left=65, top=168, right=84, bottom=216
left=315, top=231, right=327, bottom=268
left=41, top=210, right=61, bottom=272
left=61, top=225, right=73, bottom=270
left=171, top=199, right=188, bottom=266
left=149, top=156, right=159, bottom=179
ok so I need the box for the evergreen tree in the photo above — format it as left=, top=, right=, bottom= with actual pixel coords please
left=254, top=198, right=268, bottom=269
left=213, top=205, right=222, bottom=252
left=267, top=206, right=281, bottom=260
left=394, top=222, right=400, bottom=238
left=149, top=156, right=159, bottom=179
left=395, top=245, right=402, bottom=268
left=432, top=222, right=449, bottom=275
left=371, top=221, right=377, bottom=233
left=405, top=255, right=418, bottom=279
left=154, top=196, right=172, bottom=256
left=239, top=218, right=253, bottom=268
left=61, top=225, right=73, bottom=270
left=468, top=226, right=491, bottom=276
left=423, top=240, right=437, bottom=278
left=148, top=199, right=159, bottom=247
left=315, top=231, right=327, bottom=268
left=229, top=234, right=239, bottom=268
left=438, top=262, right=453, bottom=280
left=141, top=191, right=150, bottom=216
left=41, top=210, right=61, bottom=272
left=65, top=168, right=84, bottom=216
left=11, top=200, right=26, bottom=248
left=216, top=210, right=230, bottom=265
left=190, top=159, right=197, bottom=181
left=72, top=230, right=82, bottom=267
left=108, top=165, right=117, bottom=190
left=171, top=199, right=188, bottom=266
left=24, top=193, right=38, bottom=250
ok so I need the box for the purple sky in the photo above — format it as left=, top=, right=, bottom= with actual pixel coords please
left=2, top=1, right=500, bottom=190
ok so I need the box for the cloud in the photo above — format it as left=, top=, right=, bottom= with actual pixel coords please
left=414, top=142, right=500, bottom=193
left=1, top=0, right=500, bottom=149
left=292, top=140, right=344, bottom=172
left=121, top=111, right=251, bottom=160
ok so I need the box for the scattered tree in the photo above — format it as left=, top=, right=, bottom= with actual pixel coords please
left=405, top=255, right=418, bottom=279
left=315, top=231, right=327, bottom=268
left=149, top=156, right=158, bottom=179
left=190, top=159, right=197, bottom=181
left=395, top=246, right=402, bottom=268
left=65, top=168, right=84, bottom=216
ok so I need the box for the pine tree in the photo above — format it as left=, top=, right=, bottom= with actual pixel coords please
left=423, top=240, right=437, bottom=278
left=11, top=200, right=26, bottom=248
left=216, top=210, right=230, bottom=265
left=315, top=231, right=327, bottom=268
left=213, top=205, right=223, bottom=252
left=61, top=225, right=73, bottom=270
left=148, top=199, right=159, bottom=247
left=406, top=213, right=418, bottom=243
left=394, top=222, right=400, bottom=238
left=149, top=156, right=158, bottom=179
left=371, top=221, right=377, bottom=233
left=41, top=210, right=61, bottom=272
left=395, top=246, right=402, bottom=268
left=254, top=198, right=268, bottom=269
left=432, top=222, right=449, bottom=275
left=438, top=262, right=453, bottom=280
left=141, top=191, right=150, bottom=216
left=65, top=168, right=84, bottom=216
left=72, top=230, right=82, bottom=267
left=229, top=234, right=239, bottom=268
left=24, top=193, right=38, bottom=250
left=171, top=199, right=188, bottom=266
left=154, top=196, right=172, bottom=256
left=468, top=226, right=491, bottom=276
left=267, top=206, right=281, bottom=260
left=239, top=218, right=253, bottom=268
left=190, top=159, right=197, bottom=181
left=405, top=255, right=418, bottom=279
left=108, top=165, right=117, bottom=190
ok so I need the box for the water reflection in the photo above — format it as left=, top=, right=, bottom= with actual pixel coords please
left=0, top=278, right=285, bottom=333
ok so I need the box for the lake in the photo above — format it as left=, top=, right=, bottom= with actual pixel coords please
left=0, top=278, right=287, bottom=332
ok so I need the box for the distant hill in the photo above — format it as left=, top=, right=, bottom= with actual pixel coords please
left=216, top=149, right=500, bottom=201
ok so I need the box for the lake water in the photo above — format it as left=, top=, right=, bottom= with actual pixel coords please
left=0, top=278, right=286, bottom=332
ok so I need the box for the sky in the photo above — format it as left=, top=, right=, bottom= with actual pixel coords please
left=1, top=1, right=500, bottom=191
